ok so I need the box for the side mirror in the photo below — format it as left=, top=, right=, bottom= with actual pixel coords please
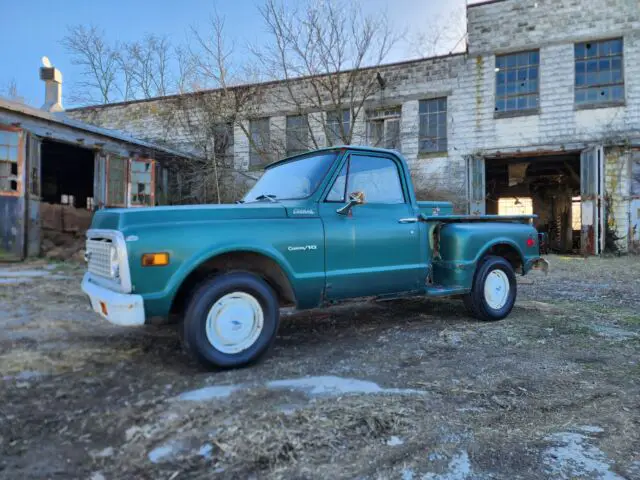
left=336, top=191, right=365, bottom=216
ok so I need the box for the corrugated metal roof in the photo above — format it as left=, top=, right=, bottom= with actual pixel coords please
left=0, top=96, right=193, bottom=159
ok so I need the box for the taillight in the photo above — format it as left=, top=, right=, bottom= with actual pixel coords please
left=526, top=237, right=536, bottom=248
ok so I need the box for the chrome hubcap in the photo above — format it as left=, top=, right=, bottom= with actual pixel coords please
left=205, top=292, right=264, bottom=354
left=484, top=270, right=510, bottom=310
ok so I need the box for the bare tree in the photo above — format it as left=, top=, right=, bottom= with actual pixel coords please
left=63, top=28, right=185, bottom=103
left=408, top=6, right=467, bottom=58
left=62, top=25, right=119, bottom=104
left=164, top=13, right=264, bottom=204
left=254, top=0, right=400, bottom=149
left=1, top=78, right=19, bottom=100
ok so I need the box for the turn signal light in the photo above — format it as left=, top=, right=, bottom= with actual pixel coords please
left=141, top=252, right=170, bottom=267
left=526, top=238, right=536, bottom=248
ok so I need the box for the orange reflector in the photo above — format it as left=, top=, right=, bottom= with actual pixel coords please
left=100, top=301, right=108, bottom=316
left=142, top=252, right=170, bottom=267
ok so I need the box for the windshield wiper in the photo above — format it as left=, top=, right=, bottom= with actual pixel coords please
left=254, top=194, right=278, bottom=203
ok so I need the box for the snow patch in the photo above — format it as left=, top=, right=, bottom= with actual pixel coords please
left=198, top=444, right=213, bottom=458
left=148, top=443, right=177, bottom=463
left=177, top=384, right=242, bottom=401
left=0, top=269, right=51, bottom=278
left=266, top=376, right=424, bottom=397
left=543, top=430, right=623, bottom=479
left=386, top=436, right=405, bottom=446
left=423, top=451, right=473, bottom=480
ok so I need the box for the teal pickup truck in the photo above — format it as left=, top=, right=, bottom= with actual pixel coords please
left=81, top=146, right=548, bottom=369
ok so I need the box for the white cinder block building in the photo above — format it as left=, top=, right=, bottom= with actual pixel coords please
left=70, top=0, right=640, bottom=254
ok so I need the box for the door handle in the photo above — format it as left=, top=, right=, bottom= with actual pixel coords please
left=398, top=217, right=419, bottom=224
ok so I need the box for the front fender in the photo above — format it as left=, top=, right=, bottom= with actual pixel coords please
left=142, top=241, right=298, bottom=317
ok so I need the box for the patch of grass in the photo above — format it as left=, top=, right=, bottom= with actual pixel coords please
left=622, top=314, right=640, bottom=326
left=0, top=345, right=143, bottom=375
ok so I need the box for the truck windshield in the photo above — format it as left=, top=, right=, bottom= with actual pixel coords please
left=243, top=151, right=338, bottom=202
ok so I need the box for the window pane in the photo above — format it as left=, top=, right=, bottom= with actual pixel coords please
left=107, top=155, right=127, bottom=206
left=610, top=39, right=622, bottom=54
left=612, top=85, right=624, bottom=101
left=419, top=98, right=447, bottom=152
left=250, top=117, right=270, bottom=166
left=575, top=38, right=624, bottom=105
left=385, top=119, right=400, bottom=150
left=530, top=51, right=539, bottom=64
left=286, top=115, right=308, bottom=156
left=326, top=161, right=347, bottom=202
left=348, top=155, right=404, bottom=204
left=130, top=160, right=154, bottom=206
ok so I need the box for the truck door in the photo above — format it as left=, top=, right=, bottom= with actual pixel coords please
left=318, top=152, right=427, bottom=300
left=580, top=146, right=604, bottom=255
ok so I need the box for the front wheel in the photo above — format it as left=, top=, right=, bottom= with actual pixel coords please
left=182, top=272, right=280, bottom=369
left=463, top=255, right=517, bottom=321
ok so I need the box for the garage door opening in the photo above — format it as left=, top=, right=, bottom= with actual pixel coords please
left=40, top=140, right=95, bottom=254
left=486, top=154, right=582, bottom=254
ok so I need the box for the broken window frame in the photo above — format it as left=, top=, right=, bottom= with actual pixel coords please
left=326, top=109, right=351, bottom=146
left=213, top=123, right=234, bottom=168
left=249, top=117, right=271, bottom=167
left=575, top=38, right=624, bottom=107
left=0, top=126, right=22, bottom=197
left=418, top=98, right=448, bottom=154
left=106, top=154, right=129, bottom=208
left=129, top=157, right=155, bottom=207
left=366, top=107, right=401, bottom=151
left=495, top=50, right=540, bottom=115
left=286, top=114, right=309, bottom=157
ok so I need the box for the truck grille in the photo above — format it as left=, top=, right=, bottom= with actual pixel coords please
left=86, top=239, right=114, bottom=279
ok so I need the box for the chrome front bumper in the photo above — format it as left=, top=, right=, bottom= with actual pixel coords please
left=81, top=273, right=145, bottom=326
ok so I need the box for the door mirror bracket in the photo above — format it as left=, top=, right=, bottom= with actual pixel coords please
left=336, top=191, right=365, bottom=216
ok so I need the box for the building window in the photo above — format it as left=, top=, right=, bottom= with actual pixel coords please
left=213, top=123, right=234, bottom=166
left=418, top=98, right=447, bottom=153
left=498, top=197, right=533, bottom=216
left=286, top=114, right=309, bottom=157
left=575, top=38, right=624, bottom=106
left=326, top=109, right=350, bottom=146
left=249, top=117, right=271, bottom=167
left=130, top=159, right=154, bottom=206
left=106, top=154, right=128, bottom=207
left=495, top=50, right=539, bottom=113
left=0, top=130, right=20, bottom=193
left=367, top=107, right=401, bottom=151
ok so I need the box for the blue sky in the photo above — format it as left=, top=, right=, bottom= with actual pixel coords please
left=1, top=0, right=468, bottom=108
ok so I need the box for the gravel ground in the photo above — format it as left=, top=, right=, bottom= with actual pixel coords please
left=0, top=255, right=639, bottom=480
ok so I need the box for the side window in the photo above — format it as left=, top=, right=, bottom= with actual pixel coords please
left=326, top=161, right=347, bottom=202
left=348, top=155, right=404, bottom=204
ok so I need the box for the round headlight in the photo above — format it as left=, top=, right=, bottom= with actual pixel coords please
left=110, top=246, right=120, bottom=278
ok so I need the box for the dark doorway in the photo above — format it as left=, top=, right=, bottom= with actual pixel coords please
left=39, top=140, right=95, bottom=258
left=41, top=140, right=94, bottom=208
left=485, top=154, right=582, bottom=254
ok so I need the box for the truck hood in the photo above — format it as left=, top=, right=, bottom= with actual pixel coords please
left=90, top=203, right=288, bottom=230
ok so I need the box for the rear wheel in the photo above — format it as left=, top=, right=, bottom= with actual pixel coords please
left=182, top=272, right=280, bottom=369
left=463, top=255, right=517, bottom=321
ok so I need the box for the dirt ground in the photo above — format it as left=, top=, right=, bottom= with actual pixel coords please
left=1, top=255, right=639, bottom=480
